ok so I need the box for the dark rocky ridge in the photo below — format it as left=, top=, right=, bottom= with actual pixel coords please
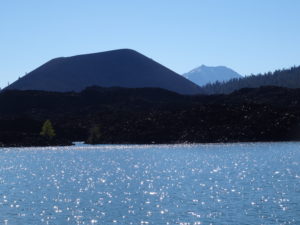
left=5, top=49, right=202, bottom=95
left=1, top=86, right=300, bottom=147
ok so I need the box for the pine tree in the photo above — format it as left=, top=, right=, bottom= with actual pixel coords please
left=40, top=120, right=56, bottom=139
left=87, top=125, right=101, bottom=144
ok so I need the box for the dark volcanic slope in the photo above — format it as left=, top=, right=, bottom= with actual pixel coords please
left=2, top=86, right=300, bottom=147
left=6, top=49, right=202, bottom=95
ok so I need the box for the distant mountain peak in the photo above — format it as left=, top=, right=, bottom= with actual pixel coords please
left=183, top=65, right=242, bottom=86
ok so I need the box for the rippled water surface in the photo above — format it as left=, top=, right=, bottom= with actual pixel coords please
left=0, top=143, right=300, bottom=224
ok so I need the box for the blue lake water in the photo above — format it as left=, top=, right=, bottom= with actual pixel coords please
left=0, top=143, right=300, bottom=225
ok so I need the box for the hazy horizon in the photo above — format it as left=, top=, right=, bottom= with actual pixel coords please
left=1, top=1, right=300, bottom=88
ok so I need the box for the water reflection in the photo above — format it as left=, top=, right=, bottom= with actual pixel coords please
left=0, top=143, right=299, bottom=224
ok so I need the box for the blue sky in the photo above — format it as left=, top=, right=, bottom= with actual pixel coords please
left=1, top=0, right=300, bottom=88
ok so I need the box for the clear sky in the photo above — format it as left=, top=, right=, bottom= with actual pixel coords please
left=1, top=0, right=300, bottom=88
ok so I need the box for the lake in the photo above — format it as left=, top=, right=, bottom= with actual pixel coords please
left=0, top=143, right=299, bottom=224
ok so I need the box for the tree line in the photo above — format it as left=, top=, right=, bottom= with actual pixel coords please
left=202, top=66, right=300, bottom=94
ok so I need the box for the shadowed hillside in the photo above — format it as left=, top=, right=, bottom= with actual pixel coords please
left=5, top=49, right=202, bottom=95
left=1, top=86, right=300, bottom=146
left=202, top=66, right=300, bottom=94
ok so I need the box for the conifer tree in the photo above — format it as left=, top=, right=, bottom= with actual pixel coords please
left=40, top=120, right=56, bottom=139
